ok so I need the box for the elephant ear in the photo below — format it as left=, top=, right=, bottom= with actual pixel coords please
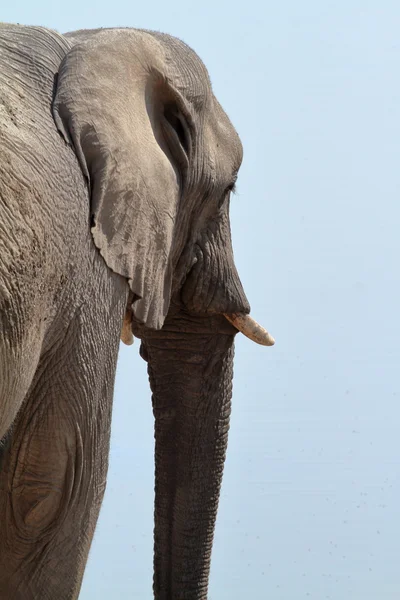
left=53, top=30, right=180, bottom=330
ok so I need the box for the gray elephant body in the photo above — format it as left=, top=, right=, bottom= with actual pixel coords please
left=0, top=23, right=268, bottom=599
left=0, top=25, right=128, bottom=597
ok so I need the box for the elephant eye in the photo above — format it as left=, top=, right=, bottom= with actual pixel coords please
left=163, top=104, right=190, bottom=156
left=218, top=177, right=238, bottom=209
left=226, top=174, right=238, bottom=195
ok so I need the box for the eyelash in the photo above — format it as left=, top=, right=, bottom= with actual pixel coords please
left=227, top=181, right=237, bottom=195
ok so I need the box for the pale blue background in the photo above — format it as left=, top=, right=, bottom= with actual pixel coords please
left=3, top=2, right=400, bottom=598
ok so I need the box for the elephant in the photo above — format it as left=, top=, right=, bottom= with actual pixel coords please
left=0, top=22, right=274, bottom=599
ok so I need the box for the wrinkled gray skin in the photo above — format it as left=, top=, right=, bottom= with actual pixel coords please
left=0, top=23, right=251, bottom=599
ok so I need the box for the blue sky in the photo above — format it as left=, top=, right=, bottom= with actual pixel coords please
left=3, top=2, right=400, bottom=598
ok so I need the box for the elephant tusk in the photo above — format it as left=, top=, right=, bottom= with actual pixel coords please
left=121, top=310, right=134, bottom=346
left=224, top=313, right=275, bottom=346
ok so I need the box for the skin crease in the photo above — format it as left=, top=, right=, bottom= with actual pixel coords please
left=0, top=22, right=255, bottom=600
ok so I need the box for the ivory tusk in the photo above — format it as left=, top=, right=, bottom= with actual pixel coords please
left=121, top=311, right=134, bottom=346
left=224, top=313, right=275, bottom=346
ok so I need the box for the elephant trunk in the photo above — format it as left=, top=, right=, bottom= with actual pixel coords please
left=143, top=330, right=234, bottom=600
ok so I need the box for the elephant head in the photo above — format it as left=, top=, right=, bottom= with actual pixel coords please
left=53, top=28, right=274, bottom=599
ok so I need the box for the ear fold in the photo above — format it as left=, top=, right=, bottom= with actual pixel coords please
left=53, top=30, right=180, bottom=329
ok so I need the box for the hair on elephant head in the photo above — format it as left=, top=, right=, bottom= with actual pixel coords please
left=0, top=23, right=274, bottom=600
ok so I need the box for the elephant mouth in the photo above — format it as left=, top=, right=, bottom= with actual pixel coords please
left=121, top=305, right=275, bottom=348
